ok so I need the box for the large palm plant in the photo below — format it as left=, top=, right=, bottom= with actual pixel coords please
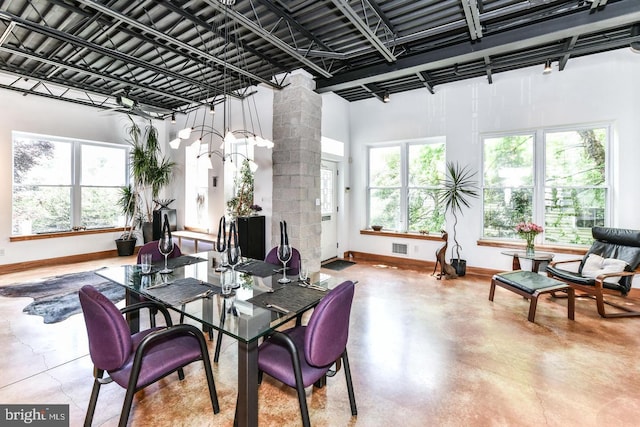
left=438, top=161, right=479, bottom=264
left=117, top=118, right=175, bottom=240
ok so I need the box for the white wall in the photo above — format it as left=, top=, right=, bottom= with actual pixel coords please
left=348, top=48, right=640, bottom=272
left=0, top=91, right=168, bottom=265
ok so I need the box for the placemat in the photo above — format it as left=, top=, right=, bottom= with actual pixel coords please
left=145, top=277, right=221, bottom=306
left=247, top=284, right=326, bottom=313
left=235, top=260, right=281, bottom=278
left=147, top=255, right=207, bottom=273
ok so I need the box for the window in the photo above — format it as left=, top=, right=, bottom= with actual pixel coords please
left=367, top=139, right=445, bottom=232
left=482, top=124, right=610, bottom=245
left=12, top=132, right=128, bottom=235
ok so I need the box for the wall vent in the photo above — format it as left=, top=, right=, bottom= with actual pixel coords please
left=392, top=243, right=407, bottom=254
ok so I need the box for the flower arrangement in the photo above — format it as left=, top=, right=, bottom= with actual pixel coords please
left=515, top=222, right=543, bottom=254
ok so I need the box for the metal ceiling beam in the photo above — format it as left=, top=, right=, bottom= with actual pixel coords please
left=483, top=56, right=492, bottom=84
left=75, top=0, right=281, bottom=89
left=558, top=35, right=579, bottom=71
left=329, top=0, right=396, bottom=62
left=0, top=11, right=222, bottom=94
left=202, top=0, right=332, bottom=78
left=416, top=71, right=434, bottom=94
left=0, top=45, right=198, bottom=106
left=315, top=1, right=640, bottom=93
left=460, top=0, right=483, bottom=40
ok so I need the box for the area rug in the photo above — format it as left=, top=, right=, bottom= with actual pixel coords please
left=0, top=271, right=124, bottom=324
left=322, top=259, right=356, bottom=271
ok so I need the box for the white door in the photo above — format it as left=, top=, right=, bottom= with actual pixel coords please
left=321, top=160, right=339, bottom=261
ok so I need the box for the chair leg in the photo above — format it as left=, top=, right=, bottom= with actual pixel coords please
left=295, top=381, right=311, bottom=427
left=177, top=368, right=185, bottom=380
left=84, top=369, right=104, bottom=427
left=118, top=385, right=136, bottom=427
left=195, top=328, right=220, bottom=414
left=214, top=328, right=223, bottom=363
left=342, top=350, right=357, bottom=416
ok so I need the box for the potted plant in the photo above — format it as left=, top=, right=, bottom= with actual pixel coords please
left=438, top=161, right=479, bottom=276
left=226, top=158, right=255, bottom=218
left=127, top=118, right=176, bottom=243
left=115, top=184, right=138, bottom=256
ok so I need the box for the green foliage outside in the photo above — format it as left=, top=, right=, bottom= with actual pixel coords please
left=483, top=128, right=607, bottom=245
left=369, top=143, right=446, bottom=232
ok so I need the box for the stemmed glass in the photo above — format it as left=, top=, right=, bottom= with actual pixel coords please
left=227, top=246, right=242, bottom=288
left=277, top=244, right=292, bottom=284
left=158, top=233, right=174, bottom=274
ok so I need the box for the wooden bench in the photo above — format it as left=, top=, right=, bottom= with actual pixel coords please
left=489, top=270, right=575, bottom=323
left=172, top=230, right=217, bottom=252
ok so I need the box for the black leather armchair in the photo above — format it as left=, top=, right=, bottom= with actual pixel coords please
left=546, top=226, right=640, bottom=318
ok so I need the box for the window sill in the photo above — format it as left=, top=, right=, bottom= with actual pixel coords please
left=360, top=229, right=445, bottom=241
left=10, top=227, right=121, bottom=242
left=477, top=239, right=588, bottom=256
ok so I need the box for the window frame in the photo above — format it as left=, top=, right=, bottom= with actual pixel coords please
left=11, top=131, right=129, bottom=236
left=481, top=122, right=612, bottom=245
left=366, top=137, right=446, bottom=233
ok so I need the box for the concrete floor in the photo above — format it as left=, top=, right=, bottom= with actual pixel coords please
left=1, top=254, right=640, bottom=426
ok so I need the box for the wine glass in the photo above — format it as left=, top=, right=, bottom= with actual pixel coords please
left=277, top=244, right=292, bottom=284
left=227, top=246, right=242, bottom=288
left=158, top=234, right=174, bottom=274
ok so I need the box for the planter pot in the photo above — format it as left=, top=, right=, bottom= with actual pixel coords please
left=451, top=259, right=467, bottom=276
left=142, top=222, right=154, bottom=243
left=115, top=238, right=137, bottom=256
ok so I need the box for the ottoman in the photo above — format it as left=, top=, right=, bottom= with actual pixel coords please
left=489, top=270, right=575, bottom=323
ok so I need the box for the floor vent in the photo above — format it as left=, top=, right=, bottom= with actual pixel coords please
left=392, top=243, right=407, bottom=254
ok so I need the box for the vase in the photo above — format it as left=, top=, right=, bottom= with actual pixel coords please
left=525, top=236, right=535, bottom=256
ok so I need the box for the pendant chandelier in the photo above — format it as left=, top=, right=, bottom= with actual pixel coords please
left=169, top=0, right=273, bottom=165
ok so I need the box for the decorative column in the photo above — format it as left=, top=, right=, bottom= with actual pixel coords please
left=272, top=70, right=322, bottom=272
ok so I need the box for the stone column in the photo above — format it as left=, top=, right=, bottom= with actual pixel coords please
left=272, top=70, right=322, bottom=273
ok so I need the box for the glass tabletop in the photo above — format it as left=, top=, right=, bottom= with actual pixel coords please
left=96, top=251, right=341, bottom=344
left=500, top=250, right=554, bottom=261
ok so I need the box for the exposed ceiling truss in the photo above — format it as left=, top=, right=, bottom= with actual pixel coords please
left=0, top=0, right=638, bottom=117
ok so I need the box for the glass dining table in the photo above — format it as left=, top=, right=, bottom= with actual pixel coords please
left=96, top=251, right=343, bottom=427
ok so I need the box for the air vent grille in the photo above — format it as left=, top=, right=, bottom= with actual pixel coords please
left=392, top=243, right=407, bottom=254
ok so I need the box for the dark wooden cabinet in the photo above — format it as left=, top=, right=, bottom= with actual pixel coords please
left=237, top=215, right=265, bottom=260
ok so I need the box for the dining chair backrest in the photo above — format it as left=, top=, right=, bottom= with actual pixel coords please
left=264, top=246, right=301, bottom=275
left=305, top=280, right=355, bottom=367
left=137, top=240, right=182, bottom=263
left=79, top=285, right=132, bottom=371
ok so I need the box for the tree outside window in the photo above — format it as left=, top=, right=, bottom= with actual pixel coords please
left=12, top=133, right=127, bottom=235
left=482, top=125, right=609, bottom=245
left=368, top=140, right=445, bottom=232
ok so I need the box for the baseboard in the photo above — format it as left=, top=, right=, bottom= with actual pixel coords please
left=0, top=249, right=134, bottom=274
left=343, top=251, right=497, bottom=279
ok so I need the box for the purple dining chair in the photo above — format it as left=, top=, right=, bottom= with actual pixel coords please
left=137, top=239, right=182, bottom=263
left=264, top=246, right=301, bottom=275
left=137, top=240, right=182, bottom=328
left=257, top=280, right=357, bottom=427
left=79, top=285, right=220, bottom=427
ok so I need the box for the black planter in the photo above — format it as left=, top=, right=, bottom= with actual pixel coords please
left=115, top=238, right=137, bottom=256
left=451, top=259, right=467, bottom=276
left=142, top=222, right=154, bottom=243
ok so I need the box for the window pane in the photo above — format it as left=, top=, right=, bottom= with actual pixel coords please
left=544, top=187, right=605, bottom=245
left=369, top=146, right=400, bottom=187
left=369, top=188, right=400, bottom=230
left=408, top=143, right=445, bottom=186
left=81, top=144, right=127, bottom=186
left=321, top=168, right=333, bottom=215
left=545, top=129, right=606, bottom=186
left=483, top=188, right=534, bottom=238
left=13, top=138, right=71, bottom=185
left=12, top=186, right=71, bottom=234
left=408, top=188, right=443, bottom=232
left=81, top=187, right=122, bottom=229
left=483, top=135, right=533, bottom=187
